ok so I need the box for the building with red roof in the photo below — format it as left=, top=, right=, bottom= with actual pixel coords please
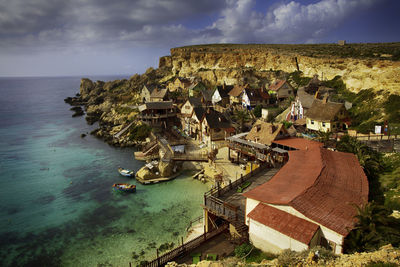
left=268, top=80, right=294, bottom=101
left=243, top=146, right=368, bottom=254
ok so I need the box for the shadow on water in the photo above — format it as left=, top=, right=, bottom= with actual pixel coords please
left=33, top=195, right=56, bottom=205
left=0, top=201, right=127, bottom=267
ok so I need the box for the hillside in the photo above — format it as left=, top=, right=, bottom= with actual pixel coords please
left=161, top=43, right=400, bottom=93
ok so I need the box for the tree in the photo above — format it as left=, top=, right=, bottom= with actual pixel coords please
left=344, top=202, right=400, bottom=253
left=233, top=109, right=251, bottom=131
left=253, top=105, right=262, bottom=118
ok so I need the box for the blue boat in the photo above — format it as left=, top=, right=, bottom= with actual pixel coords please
left=118, top=167, right=135, bottom=177
left=112, top=183, right=136, bottom=193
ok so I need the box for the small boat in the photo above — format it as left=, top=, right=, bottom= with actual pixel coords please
left=118, top=167, right=135, bottom=177
left=112, top=183, right=136, bottom=193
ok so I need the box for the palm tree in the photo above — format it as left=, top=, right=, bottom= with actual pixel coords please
left=344, top=202, right=400, bottom=253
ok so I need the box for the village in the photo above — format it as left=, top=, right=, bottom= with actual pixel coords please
left=109, top=72, right=397, bottom=266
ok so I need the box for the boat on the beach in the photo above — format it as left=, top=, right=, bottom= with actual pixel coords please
left=112, top=183, right=136, bottom=193
left=118, top=167, right=135, bottom=177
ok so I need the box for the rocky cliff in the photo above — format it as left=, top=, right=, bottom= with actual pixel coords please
left=164, top=44, right=400, bottom=93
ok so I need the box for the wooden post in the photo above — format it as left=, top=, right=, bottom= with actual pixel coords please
left=240, top=173, right=243, bottom=184
left=156, top=249, right=160, bottom=267
left=129, top=262, right=132, bottom=267
left=204, top=224, right=207, bottom=241
left=229, top=179, right=232, bottom=190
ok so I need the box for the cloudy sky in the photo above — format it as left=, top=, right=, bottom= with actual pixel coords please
left=0, top=0, right=399, bottom=77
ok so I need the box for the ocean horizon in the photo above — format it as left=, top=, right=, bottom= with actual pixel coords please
left=0, top=76, right=209, bottom=266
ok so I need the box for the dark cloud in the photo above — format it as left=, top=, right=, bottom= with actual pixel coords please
left=0, top=0, right=397, bottom=76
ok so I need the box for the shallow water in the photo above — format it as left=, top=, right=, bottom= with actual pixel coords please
left=0, top=76, right=209, bottom=266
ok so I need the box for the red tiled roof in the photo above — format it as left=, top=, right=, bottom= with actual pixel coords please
left=268, top=80, right=286, bottom=91
left=248, top=203, right=319, bottom=245
left=272, top=138, right=323, bottom=151
left=244, top=147, right=368, bottom=236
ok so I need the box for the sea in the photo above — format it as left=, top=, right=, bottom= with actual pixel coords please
left=0, top=76, right=209, bottom=267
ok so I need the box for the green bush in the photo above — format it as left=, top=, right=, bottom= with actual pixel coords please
left=253, top=105, right=262, bottom=118
left=129, top=124, right=152, bottom=141
left=234, top=243, right=252, bottom=258
left=245, top=248, right=276, bottom=263
left=385, top=95, right=400, bottom=122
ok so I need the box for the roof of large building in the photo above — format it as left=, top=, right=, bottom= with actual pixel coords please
left=243, top=88, right=269, bottom=101
left=201, top=89, right=215, bottom=102
left=272, top=137, right=323, bottom=151
left=246, top=121, right=288, bottom=146
left=244, top=147, right=369, bottom=236
left=248, top=203, right=320, bottom=245
left=306, top=99, right=344, bottom=121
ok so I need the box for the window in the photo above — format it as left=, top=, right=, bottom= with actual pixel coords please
left=322, top=122, right=326, bottom=127
left=311, top=120, right=314, bottom=125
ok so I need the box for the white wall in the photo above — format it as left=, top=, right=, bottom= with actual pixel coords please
left=245, top=198, right=260, bottom=225
left=306, top=118, right=331, bottom=133
left=249, top=218, right=309, bottom=253
left=268, top=204, right=344, bottom=254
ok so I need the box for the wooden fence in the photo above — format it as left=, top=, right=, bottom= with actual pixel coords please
left=140, top=224, right=228, bottom=267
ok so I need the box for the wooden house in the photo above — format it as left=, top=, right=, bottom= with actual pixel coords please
left=211, top=84, right=233, bottom=107
left=200, top=109, right=235, bottom=148
left=138, top=101, right=176, bottom=128
left=168, top=77, right=192, bottom=92
left=305, top=98, right=348, bottom=132
left=228, top=84, right=248, bottom=105
left=188, top=106, right=206, bottom=140
left=180, top=97, right=202, bottom=135
left=241, top=88, right=270, bottom=109
left=150, top=88, right=169, bottom=102
left=141, top=84, right=157, bottom=103
left=243, top=146, right=368, bottom=254
left=227, top=121, right=290, bottom=163
left=188, top=82, right=207, bottom=97
left=268, top=80, right=294, bottom=101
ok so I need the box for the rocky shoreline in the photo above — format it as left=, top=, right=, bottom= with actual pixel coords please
left=64, top=66, right=171, bottom=147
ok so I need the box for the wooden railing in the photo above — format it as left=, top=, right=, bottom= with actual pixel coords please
left=203, top=164, right=269, bottom=225
left=140, top=224, right=228, bottom=267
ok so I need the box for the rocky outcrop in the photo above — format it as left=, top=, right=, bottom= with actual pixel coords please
left=168, top=45, right=400, bottom=93
left=165, top=244, right=400, bottom=267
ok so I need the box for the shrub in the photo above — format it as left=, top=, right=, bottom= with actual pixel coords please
left=277, top=249, right=300, bottom=267
left=366, top=261, right=398, bottom=267
left=253, top=105, right=262, bottom=117
left=129, top=124, right=152, bottom=141
left=234, top=243, right=252, bottom=258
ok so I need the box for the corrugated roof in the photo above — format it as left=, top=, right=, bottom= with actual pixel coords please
left=306, top=99, right=344, bottom=121
left=272, top=138, right=323, bottom=151
left=248, top=203, right=319, bottom=245
left=244, top=147, right=369, bottom=236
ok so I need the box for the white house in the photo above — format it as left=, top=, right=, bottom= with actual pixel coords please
left=243, top=146, right=368, bottom=254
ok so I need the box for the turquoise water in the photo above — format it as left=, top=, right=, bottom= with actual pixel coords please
left=0, top=77, right=209, bottom=266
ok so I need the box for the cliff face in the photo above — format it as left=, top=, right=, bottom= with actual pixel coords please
left=166, top=46, right=400, bottom=93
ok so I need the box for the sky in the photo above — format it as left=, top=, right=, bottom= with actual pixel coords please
left=0, top=0, right=399, bottom=77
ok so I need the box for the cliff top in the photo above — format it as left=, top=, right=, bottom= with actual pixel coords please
left=172, top=42, right=400, bottom=61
